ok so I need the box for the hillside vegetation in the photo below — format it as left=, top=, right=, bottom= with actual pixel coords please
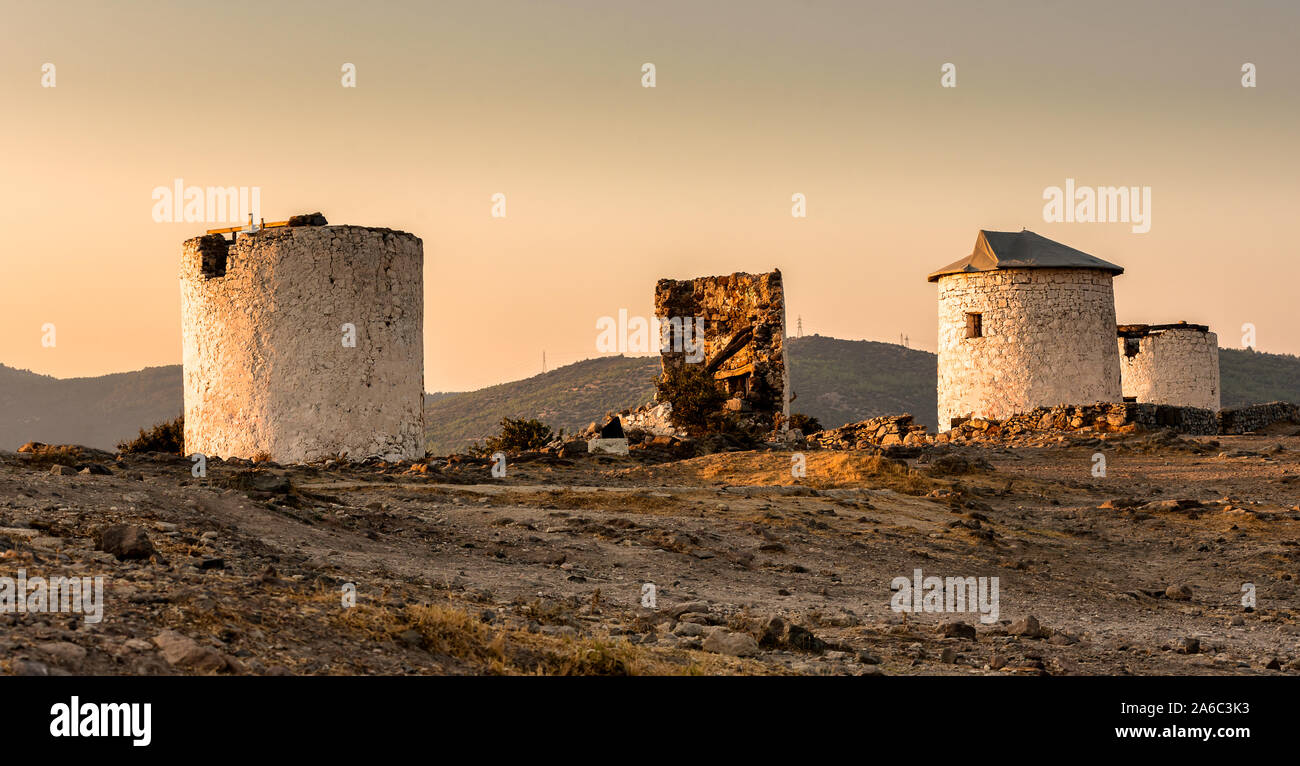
left=1219, top=347, right=1300, bottom=408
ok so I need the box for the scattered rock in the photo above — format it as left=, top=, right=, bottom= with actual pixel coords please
left=35, top=641, right=88, bottom=668
left=756, top=616, right=826, bottom=653
left=12, top=659, right=57, bottom=676
left=97, top=525, right=157, bottom=560
left=938, top=621, right=977, bottom=640
left=1008, top=615, right=1043, bottom=639
left=1139, top=499, right=1202, bottom=513
left=667, top=601, right=710, bottom=619
left=221, top=470, right=291, bottom=494
left=702, top=630, right=760, bottom=657
left=672, top=622, right=707, bottom=637
left=152, top=630, right=234, bottom=673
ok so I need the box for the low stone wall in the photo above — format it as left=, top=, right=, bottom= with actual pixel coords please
left=997, top=402, right=1219, bottom=437
left=808, top=400, right=1277, bottom=449
left=1217, top=401, right=1300, bottom=434
left=690, top=399, right=1298, bottom=450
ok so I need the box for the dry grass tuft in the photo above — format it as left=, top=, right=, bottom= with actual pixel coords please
left=336, top=598, right=713, bottom=675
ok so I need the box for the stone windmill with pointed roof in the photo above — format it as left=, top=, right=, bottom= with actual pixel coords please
left=928, top=230, right=1124, bottom=429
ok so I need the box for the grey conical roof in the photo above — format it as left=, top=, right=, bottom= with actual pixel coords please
left=927, top=230, right=1124, bottom=282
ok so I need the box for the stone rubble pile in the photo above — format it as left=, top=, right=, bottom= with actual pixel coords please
left=807, top=415, right=928, bottom=450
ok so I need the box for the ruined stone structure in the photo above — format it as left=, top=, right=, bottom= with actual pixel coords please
left=180, top=222, right=424, bottom=463
left=929, top=230, right=1123, bottom=430
left=653, top=270, right=789, bottom=431
left=1117, top=323, right=1220, bottom=411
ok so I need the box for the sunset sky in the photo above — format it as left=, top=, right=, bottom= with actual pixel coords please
left=3, top=0, right=1297, bottom=392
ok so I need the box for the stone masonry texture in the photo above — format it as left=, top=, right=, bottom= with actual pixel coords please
left=180, top=224, right=424, bottom=463
left=653, top=270, right=789, bottom=430
left=935, top=268, right=1122, bottom=430
left=1118, top=325, right=1220, bottom=411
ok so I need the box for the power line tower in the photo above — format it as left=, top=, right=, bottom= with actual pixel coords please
left=542, top=350, right=546, bottom=373
left=797, top=316, right=803, bottom=338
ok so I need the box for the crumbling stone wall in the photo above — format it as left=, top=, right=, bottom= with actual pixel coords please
left=939, top=402, right=1218, bottom=442
left=1118, top=324, right=1220, bottom=411
left=813, top=399, right=1298, bottom=449
left=996, top=402, right=1219, bottom=437
left=180, top=224, right=424, bottom=463
left=935, top=268, right=1122, bottom=429
left=941, top=403, right=1217, bottom=441
left=1217, top=402, right=1300, bottom=434
left=654, top=270, right=789, bottom=430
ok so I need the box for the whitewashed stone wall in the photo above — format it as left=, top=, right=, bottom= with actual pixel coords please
left=1119, top=329, right=1220, bottom=411
left=180, top=225, right=424, bottom=463
left=936, top=268, right=1122, bottom=429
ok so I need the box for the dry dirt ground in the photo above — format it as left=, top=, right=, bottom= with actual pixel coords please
left=2, top=428, right=1298, bottom=676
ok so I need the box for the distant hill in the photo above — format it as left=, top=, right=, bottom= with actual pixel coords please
left=422, top=336, right=939, bottom=453
left=423, top=356, right=661, bottom=454
left=786, top=335, right=938, bottom=430
left=0, top=364, right=182, bottom=451
left=4, top=340, right=1300, bottom=453
left=1219, top=347, right=1300, bottom=408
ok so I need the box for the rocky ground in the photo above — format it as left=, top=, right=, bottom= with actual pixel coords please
left=1, top=426, right=1298, bottom=676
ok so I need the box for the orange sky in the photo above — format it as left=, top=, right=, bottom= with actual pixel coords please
left=3, top=0, right=1297, bottom=391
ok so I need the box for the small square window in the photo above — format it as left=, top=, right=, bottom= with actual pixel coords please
left=965, top=312, right=982, bottom=339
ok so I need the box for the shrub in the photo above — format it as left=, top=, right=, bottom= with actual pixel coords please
left=118, top=415, right=184, bottom=454
left=788, top=412, right=822, bottom=434
left=17, top=443, right=84, bottom=467
left=485, top=417, right=554, bottom=453
left=656, top=364, right=726, bottom=436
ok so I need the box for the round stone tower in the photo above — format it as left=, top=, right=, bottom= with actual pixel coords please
left=1118, top=322, right=1220, bottom=411
left=180, top=223, right=424, bottom=463
left=929, top=230, right=1124, bottom=430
